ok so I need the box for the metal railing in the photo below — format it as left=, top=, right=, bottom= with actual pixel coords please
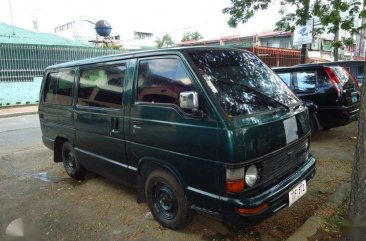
left=0, top=44, right=123, bottom=106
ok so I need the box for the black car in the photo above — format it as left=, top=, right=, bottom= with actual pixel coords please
left=274, top=64, right=361, bottom=132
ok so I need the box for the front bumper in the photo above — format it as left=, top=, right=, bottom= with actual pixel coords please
left=221, top=154, right=316, bottom=226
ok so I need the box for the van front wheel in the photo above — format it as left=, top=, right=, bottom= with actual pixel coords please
left=62, top=142, right=85, bottom=180
left=145, top=169, right=191, bottom=229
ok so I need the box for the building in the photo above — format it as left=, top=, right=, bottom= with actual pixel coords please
left=178, top=30, right=357, bottom=62
left=119, top=31, right=155, bottom=50
left=54, top=19, right=155, bottom=50
left=177, top=32, right=300, bottom=67
left=54, top=19, right=97, bottom=45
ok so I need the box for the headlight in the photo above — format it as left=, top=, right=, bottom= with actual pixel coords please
left=245, top=165, right=259, bottom=187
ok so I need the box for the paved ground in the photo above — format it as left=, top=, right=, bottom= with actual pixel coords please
left=0, top=105, right=38, bottom=118
left=0, top=114, right=357, bottom=241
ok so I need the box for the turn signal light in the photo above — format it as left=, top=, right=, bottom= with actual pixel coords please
left=226, top=180, right=245, bottom=193
left=237, top=203, right=269, bottom=215
left=226, top=168, right=245, bottom=193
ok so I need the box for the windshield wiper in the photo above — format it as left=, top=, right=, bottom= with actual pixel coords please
left=215, top=80, right=290, bottom=111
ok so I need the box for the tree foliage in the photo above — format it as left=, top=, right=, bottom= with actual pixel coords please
left=155, top=34, right=175, bottom=48
left=223, top=0, right=313, bottom=29
left=313, top=0, right=361, bottom=49
left=181, top=31, right=203, bottom=42
left=223, top=0, right=364, bottom=58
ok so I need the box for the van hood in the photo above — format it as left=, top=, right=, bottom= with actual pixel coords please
left=221, top=105, right=310, bottom=164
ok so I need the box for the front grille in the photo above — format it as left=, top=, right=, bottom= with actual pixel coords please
left=259, top=140, right=307, bottom=187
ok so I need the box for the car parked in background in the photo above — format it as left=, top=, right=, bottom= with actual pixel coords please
left=273, top=64, right=361, bottom=132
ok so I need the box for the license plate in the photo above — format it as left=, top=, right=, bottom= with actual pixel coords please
left=289, top=180, right=307, bottom=206
left=352, top=93, right=358, bottom=103
left=283, top=117, right=298, bottom=144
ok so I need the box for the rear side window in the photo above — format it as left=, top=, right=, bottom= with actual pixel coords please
left=44, top=70, right=74, bottom=105
left=277, top=73, right=291, bottom=86
left=137, top=58, right=194, bottom=106
left=294, top=72, right=316, bottom=92
left=78, top=65, right=125, bottom=109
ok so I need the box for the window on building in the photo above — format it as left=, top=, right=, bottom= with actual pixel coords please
left=44, top=70, right=74, bottom=105
left=77, top=65, right=125, bottom=109
left=134, top=32, right=153, bottom=40
left=137, top=58, right=194, bottom=107
left=280, top=40, right=290, bottom=49
left=294, top=72, right=316, bottom=91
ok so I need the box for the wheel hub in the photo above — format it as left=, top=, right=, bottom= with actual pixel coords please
left=66, top=153, right=75, bottom=168
left=153, top=184, right=177, bottom=219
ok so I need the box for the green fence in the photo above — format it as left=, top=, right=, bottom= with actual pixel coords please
left=0, top=44, right=123, bottom=106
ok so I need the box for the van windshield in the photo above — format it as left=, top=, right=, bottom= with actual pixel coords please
left=188, top=49, right=300, bottom=116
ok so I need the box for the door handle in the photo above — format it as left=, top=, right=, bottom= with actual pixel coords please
left=132, top=120, right=142, bottom=129
left=110, top=117, right=119, bottom=134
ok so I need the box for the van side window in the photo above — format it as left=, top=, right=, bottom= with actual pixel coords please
left=294, top=72, right=316, bottom=92
left=277, top=73, right=291, bottom=86
left=137, top=58, right=194, bottom=107
left=78, top=65, right=125, bottom=109
left=44, top=70, right=74, bottom=105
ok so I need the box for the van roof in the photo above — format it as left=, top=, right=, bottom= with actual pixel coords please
left=46, top=46, right=243, bottom=70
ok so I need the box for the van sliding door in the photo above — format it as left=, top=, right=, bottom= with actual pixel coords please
left=74, top=62, right=132, bottom=183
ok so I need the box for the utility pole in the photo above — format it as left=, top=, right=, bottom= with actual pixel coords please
left=334, top=24, right=340, bottom=61
left=356, top=14, right=366, bottom=57
left=300, top=0, right=310, bottom=64
left=8, top=0, right=15, bottom=35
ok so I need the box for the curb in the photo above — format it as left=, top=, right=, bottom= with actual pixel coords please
left=0, top=111, right=38, bottom=118
left=286, top=182, right=351, bottom=241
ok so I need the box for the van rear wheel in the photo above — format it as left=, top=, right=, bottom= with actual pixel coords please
left=145, top=169, right=191, bottom=229
left=62, top=142, right=85, bottom=180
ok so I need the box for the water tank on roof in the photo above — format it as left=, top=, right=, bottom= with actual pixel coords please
left=95, top=20, right=112, bottom=37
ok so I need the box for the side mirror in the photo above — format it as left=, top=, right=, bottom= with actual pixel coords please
left=180, top=91, right=199, bottom=110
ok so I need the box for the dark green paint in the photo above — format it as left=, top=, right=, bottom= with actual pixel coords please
left=39, top=47, right=316, bottom=225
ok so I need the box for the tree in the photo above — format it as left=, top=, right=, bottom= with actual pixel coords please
left=348, top=2, right=366, bottom=239
left=155, top=34, right=175, bottom=48
left=181, top=31, right=203, bottom=42
left=313, top=0, right=362, bottom=61
left=223, top=0, right=363, bottom=62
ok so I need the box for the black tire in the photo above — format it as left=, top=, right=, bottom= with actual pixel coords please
left=62, top=142, right=86, bottom=180
left=145, top=169, right=192, bottom=229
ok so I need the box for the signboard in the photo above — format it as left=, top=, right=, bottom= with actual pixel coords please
left=293, top=25, right=313, bottom=46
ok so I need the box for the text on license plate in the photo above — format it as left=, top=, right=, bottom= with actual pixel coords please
left=289, top=180, right=307, bottom=207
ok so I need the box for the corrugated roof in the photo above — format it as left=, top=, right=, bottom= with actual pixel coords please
left=0, top=23, right=91, bottom=47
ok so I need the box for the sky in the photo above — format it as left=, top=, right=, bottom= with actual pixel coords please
left=0, top=0, right=282, bottom=42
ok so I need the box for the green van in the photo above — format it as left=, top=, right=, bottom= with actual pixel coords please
left=39, top=47, right=316, bottom=229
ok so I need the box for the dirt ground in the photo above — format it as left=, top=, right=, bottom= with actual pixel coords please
left=0, top=119, right=358, bottom=241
